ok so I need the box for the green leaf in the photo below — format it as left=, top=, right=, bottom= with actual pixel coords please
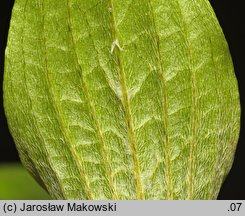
left=3, top=0, right=240, bottom=200
left=0, top=164, right=50, bottom=200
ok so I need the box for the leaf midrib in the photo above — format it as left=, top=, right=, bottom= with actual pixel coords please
left=109, top=0, right=145, bottom=200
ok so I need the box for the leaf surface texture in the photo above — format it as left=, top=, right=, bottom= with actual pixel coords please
left=4, top=0, right=240, bottom=199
